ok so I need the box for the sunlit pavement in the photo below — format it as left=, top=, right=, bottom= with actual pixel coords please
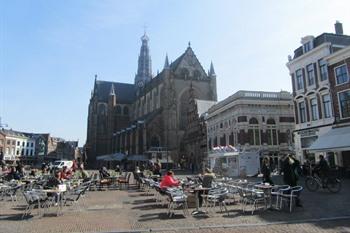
left=1, top=175, right=350, bottom=233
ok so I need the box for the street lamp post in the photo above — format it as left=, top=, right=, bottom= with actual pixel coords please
left=112, top=133, right=116, bottom=153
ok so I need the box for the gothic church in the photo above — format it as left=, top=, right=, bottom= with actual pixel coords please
left=86, top=33, right=217, bottom=168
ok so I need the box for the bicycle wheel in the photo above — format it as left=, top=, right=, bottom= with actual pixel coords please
left=327, top=178, right=342, bottom=193
left=305, top=177, right=319, bottom=192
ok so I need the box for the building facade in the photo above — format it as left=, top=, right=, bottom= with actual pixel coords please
left=0, top=129, right=36, bottom=162
left=182, top=82, right=217, bottom=171
left=0, top=132, right=5, bottom=160
left=308, top=46, right=350, bottom=169
left=286, top=21, right=350, bottom=163
left=0, top=129, right=77, bottom=164
left=46, top=137, right=78, bottom=161
left=86, top=34, right=217, bottom=168
left=206, top=90, right=295, bottom=170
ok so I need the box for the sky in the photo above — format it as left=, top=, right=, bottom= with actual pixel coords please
left=1, top=0, right=350, bottom=146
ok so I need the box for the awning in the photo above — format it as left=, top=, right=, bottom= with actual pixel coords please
left=127, top=154, right=149, bottom=161
left=96, top=153, right=126, bottom=161
left=308, top=126, right=350, bottom=151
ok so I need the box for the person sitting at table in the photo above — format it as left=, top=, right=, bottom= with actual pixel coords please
left=160, top=170, right=180, bottom=189
left=198, top=168, right=216, bottom=207
left=8, top=166, right=20, bottom=180
left=115, top=165, right=121, bottom=175
left=99, top=166, right=110, bottom=179
left=16, top=162, right=24, bottom=178
left=46, top=170, right=62, bottom=188
left=59, top=167, right=72, bottom=180
left=153, top=160, right=162, bottom=176
left=202, top=168, right=216, bottom=188
left=78, top=164, right=90, bottom=182
left=45, top=170, right=62, bottom=205
left=29, top=169, right=37, bottom=177
left=41, top=163, right=49, bottom=175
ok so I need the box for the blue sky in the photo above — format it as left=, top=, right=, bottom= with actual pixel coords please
left=1, top=0, right=350, bottom=145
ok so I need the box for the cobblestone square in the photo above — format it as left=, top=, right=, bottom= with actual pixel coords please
left=1, top=176, right=350, bottom=233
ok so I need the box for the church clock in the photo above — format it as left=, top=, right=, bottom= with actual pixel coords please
left=137, top=80, right=144, bottom=88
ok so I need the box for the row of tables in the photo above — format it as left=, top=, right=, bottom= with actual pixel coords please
left=187, top=181, right=275, bottom=216
left=1, top=177, right=84, bottom=217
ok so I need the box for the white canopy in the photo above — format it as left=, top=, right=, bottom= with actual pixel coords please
left=308, top=126, right=350, bottom=151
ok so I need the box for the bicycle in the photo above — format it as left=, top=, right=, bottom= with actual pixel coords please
left=305, top=173, right=341, bottom=193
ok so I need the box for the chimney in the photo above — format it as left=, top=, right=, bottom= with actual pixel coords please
left=335, top=21, right=343, bottom=35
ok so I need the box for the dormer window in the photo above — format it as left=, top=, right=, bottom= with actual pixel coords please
left=301, top=35, right=314, bottom=54
left=303, top=41, right=311, bottom=53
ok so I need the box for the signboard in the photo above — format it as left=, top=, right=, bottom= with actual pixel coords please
left=209, top=151, right=260, bottom=177
left=239, top=152, right=260, bottom=176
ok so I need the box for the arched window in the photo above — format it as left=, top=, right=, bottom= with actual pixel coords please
left=180, top=68, right=189, bottom=79
left=266, top=118, right=277, bottom=145
left=267, top=118, right=276, bottom=125
left=249, top=117, right=259, bottom=124
left=142, top=99, right=146, bottom=115
left=147, top=97, right=151, bottom=113
left=123, top=106, right=129, bottom=115
left=153, top=92, right=157, bottom=109
left=193, top=70, right=201, bottom=79
left=98, top=104, right=107, bottom=115
left=116, top=106, right=121, bottom=115
left=248, top=117, right=260, bottom=145
left=220, top=134, right=226, bottom=146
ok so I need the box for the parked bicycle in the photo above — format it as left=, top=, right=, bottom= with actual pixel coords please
left=305, top=172, right=341, bottom=193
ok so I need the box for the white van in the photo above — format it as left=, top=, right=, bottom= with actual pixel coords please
left=52, top=160, right=73, bottom=170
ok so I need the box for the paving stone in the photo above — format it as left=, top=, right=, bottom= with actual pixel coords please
left=0, top=177, right=349, bottom=233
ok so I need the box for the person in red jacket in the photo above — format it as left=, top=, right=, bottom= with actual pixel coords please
left=160, top=170, right=180, bottom=189
left=60, top=166, right=72, bottom=180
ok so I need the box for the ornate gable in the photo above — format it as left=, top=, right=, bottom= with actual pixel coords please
left=171, top=46, right=209, bottom=81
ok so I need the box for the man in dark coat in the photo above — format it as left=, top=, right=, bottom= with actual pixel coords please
left=282, top=154, right=302, bottom=207
left=261, top=157, right=274, bottom=185
left=282, top=154, right=299, bottom=187
left=315, top=155, right=330, bottom=186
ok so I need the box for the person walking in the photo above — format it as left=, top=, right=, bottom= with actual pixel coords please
left=282, top=154, right=302, bottom=207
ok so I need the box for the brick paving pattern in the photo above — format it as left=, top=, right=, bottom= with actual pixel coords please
left=1, top=176, right=350, bottom=233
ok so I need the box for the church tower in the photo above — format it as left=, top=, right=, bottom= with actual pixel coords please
left=134, top=32, right=152, bottom=88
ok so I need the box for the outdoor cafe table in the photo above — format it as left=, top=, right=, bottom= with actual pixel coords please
left=190, top=186, right=211, bottom=216
left=42, top=189, right=66, bottom=216
left=254, top=183, right=273, bottom=209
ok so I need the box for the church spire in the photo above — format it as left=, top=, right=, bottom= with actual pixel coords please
left=164, top=53, right=169, bottom=69
left=209, top=61, right=216, bottom=77
left=109, top=83, right=115, bottom=96
left=135, top=31, right=152, bottom=86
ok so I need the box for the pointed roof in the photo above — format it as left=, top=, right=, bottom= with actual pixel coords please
left=135, top=32, right=152, bottom=84
left=169, top=45, right=208, bottom=78
left=109, top=83, right=115, bottom=96
left=209, top=61, right=216, bottom=77
left=95, top=81, right=135, bottom=104
left=141, top=31, right=149, bottom=41
left=164, top=53, right=169, bottom=69
left=170, top=45, right=195, bottom=70
left=93, top=74, right=98, bottom=96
